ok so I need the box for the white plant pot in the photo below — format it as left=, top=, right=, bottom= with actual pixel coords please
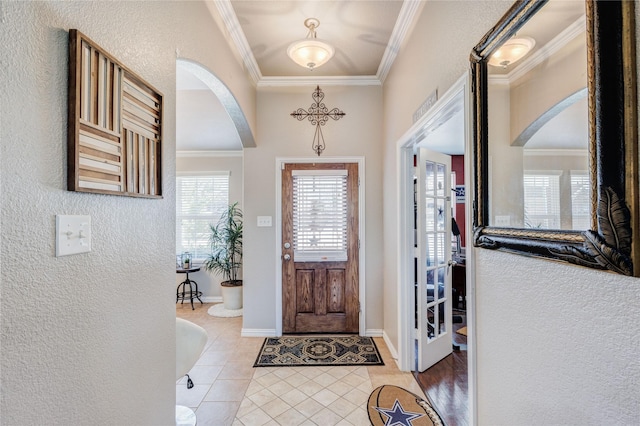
left=221, top=284, right=242, bottom=310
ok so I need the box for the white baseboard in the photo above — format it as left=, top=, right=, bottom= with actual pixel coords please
left=241, top=329, right=385, bottom=338
left=241, top=328, right=277, bottom=337
left=382, top=330, right=402, bottom=368
left=201, top=297, right=223, bottom=303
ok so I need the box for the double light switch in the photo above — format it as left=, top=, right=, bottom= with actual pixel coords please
left=56, top=215, right=91, bottom=257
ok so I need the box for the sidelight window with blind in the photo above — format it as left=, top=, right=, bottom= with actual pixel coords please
left=176, top=173, right=229, bottom=261
left=292, top=170, right=348, bottom=262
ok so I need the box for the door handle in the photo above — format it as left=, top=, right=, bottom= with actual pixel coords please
left=283, top=254, right=291, bottom=261
left=284, top=242, right=291, bottom=249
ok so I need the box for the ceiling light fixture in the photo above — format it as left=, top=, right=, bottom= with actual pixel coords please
left=488, top=36, right=536, bottom=69
left=287, top=18, right=334, bottom=71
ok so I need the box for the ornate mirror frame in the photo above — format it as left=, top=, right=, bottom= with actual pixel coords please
left=470, top=0, right=639, bottom=276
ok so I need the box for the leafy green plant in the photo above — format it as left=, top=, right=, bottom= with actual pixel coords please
left=203, top=203, right=243, bottom=286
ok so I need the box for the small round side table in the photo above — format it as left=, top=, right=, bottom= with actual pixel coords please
left=176, top=266, right=203, bottom=310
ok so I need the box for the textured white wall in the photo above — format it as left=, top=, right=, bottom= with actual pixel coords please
left=475, top=250, right=640, bottom=424
left=382, top=0, right=507, bottom=359
left=176, top=154, right=244, bottom=300
left=0, top=2, right=254, bottom=425
left=243, top=86, right=384, bottom=333
left=383, top=1, right=640, bottom=424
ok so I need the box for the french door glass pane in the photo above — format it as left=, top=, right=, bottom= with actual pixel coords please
left=425, top=161, right=435, bottom=195
left=436, top=163, right=445, bottom=197
left=426, top=234, right=435, bottom=266
left=427, top=269, right=435, bottom=287
left=436, top=198, right=445, bottom=231
left=436, top=234, right=445, bottom=266
left=427, top=306, right=435, bottom=340
left=426, top=201, right=435, bottom=232
left=439, top=301, right=447, bottom=334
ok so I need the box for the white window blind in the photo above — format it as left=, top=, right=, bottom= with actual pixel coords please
left=292, top=170, right=348, bottom=262
left=523, top=172, right=561, bottom=229
left=176, top=173, right=229, bottom=261
left=570, top=171, right=591, bottom=230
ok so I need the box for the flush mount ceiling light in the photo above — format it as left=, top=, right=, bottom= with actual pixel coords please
left=488, top=36, right=536, bottom=69
left=287, top=18, right=335, bottom=71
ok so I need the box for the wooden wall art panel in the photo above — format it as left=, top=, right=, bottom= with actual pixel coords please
left=67, top=29, right=162, bottom=198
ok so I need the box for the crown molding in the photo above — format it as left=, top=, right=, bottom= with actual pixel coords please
left=212, top=0, right=418, bottom=87
left=507, top=15, right=586, bottom=83
left=490, top=15, right=586, bottom=85
left=177, top=150, right=243, bottom=158
left=523, top=149, right=588, bottom=157
left=487, top=74, right=511, bottom=85
left=213, top=0, right=262, bottom=86
left=377, top=0, right=422, bottom=83
left=257, top=75, right=382, bottom=88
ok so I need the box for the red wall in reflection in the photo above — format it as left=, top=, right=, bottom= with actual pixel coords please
left=451, top=155, right=466, bottom=246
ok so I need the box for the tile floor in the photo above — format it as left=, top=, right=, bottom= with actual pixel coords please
left=176, top=303, right=426, bottom=426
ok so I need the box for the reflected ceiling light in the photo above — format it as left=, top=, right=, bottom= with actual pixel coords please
left=287, top=18, right=334, bottom=71
left=488, top=36, right=536, bottom=69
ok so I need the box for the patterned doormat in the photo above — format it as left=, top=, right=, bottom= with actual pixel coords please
left=253, top=335, right=385, bottom=367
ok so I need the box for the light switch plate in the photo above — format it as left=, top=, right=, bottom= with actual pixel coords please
left=494, top=215, right=511, bottom=227
left=56, top=215, right=91, bottom=257
left=257, top=216, right=272, bottom=227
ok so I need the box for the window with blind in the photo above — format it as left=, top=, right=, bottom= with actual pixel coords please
left=292, top=170, right=348, bottom=262
left=523, top=172, right=561, bottom=229
left=570, top=171, right=591, bottom=230
left=176, top=173, right=229, bottom=262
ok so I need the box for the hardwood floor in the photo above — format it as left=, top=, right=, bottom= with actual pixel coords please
left=413, top=317, right=469, bottom=426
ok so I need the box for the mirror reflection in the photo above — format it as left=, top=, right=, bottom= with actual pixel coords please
left=487, top=0, right=589, bottom=230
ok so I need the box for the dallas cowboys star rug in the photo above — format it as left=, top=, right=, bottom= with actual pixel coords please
left=368, top=385, right=444, bottom=426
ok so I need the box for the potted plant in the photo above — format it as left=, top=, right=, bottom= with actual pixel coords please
left=203, top=202, right=243, bottom=310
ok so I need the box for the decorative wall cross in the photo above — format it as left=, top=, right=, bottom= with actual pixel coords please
left=291, top=86, right=346, bottom=156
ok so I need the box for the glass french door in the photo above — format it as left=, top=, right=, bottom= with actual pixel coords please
left=416, top=147, right=453, bottom=372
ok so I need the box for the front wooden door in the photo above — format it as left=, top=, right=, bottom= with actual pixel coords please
left=282, top=163, right=359, bottom=333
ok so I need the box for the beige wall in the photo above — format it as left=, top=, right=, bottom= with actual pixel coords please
left=3, top=1, right=640, bottom=424
left=488, top=37, right=586, bottom=227
left=509, top=34, right=587, bottom=142
left=0, top=1, right=254, bottom=424
left=382, top=0, right=508, bottom=361
left=489, top=82, right=525, bottom=227
left=384, top=1, right=640, bottom=424
left=176, top=154, right=244, bottom=300
left=243, top=85, right=384, bottom=334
